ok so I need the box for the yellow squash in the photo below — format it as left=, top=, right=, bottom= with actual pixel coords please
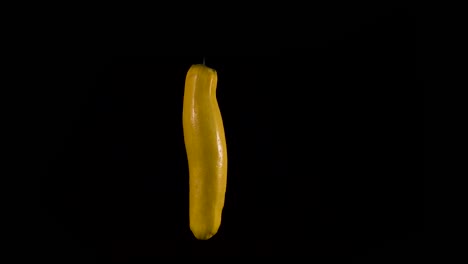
left=182, top=64, right=227, bottom=240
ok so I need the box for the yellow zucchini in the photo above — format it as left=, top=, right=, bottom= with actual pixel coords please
left=182, top=64, right=227, bottom=240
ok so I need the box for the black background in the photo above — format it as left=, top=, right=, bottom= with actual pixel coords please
left=36, top=7, right=423, bottom=261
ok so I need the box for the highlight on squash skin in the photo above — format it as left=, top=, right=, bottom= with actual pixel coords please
left=182, top=64, right=227, bottom=240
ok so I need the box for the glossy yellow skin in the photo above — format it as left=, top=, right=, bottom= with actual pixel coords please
left=183, top=64, right=227, bottom=240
